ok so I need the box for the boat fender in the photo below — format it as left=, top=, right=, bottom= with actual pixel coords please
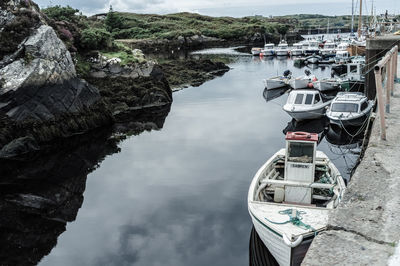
left=283, top=234, right=303, bottom=247
left=307, top=83, right=314, bottom=88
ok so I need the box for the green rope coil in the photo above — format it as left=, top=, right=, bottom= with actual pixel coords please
left=265, top=209, right=317, bottom=233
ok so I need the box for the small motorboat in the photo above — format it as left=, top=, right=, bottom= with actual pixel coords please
left=261, top=43, right=275, bottom=56
left=291, top=43, right=303, bottom=56
left=289, top=70, right=316, bottom=90
left=305, top=54, right=322, bottom=64
left=339, top=62, right=365, bottom=92
left=248, top=131, right=345, bottom=266
left=276, top=40, right=289, bottom=56
left=283, top=89, right=333, bottom=121
left=326, top=92, right=373, bottom=127
left=264, top=70, right=292, bottom=90
left=251, top=47, right=263, bottom=56
left=313, top=78, right=340, bottom=92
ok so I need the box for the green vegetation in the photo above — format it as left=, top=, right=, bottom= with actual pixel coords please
left=42, top=5, right=79, bottom=22
left=105, top=5, right=124, bottom=32
left=110, top=12, right=292, bottom=40
left=80, top=27, right=112, bottom=50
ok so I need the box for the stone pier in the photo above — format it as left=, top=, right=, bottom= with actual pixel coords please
left=302, top=52, right=400, bottom=265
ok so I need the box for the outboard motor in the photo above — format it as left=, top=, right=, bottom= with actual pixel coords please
left=304, top=69, right=311, bottom=76
left=283, top=70, right=292, bottom=78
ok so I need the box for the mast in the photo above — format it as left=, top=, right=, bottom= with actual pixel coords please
left=327, top=18, right=330, bottom=35
left=351, top=0, right=354, bottom=34
left=357, top=0, right=363, bottom=38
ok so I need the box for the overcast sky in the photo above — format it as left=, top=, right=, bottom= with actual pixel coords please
left=35, top=0, right=399, bottom=17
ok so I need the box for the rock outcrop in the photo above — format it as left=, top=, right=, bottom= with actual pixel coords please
left=85, top=51, right=172, bottom=121
left=0, top=1, right=113, bottom=154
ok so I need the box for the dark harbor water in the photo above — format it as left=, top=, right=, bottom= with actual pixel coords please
left=2, top=49, right=361, bottom=266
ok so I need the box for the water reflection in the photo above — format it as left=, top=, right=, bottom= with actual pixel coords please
left=1, top=50, right=364, bottom=266
left=283, top=117, right=329, bottom=144
left=0, top=105, right=171, bottom=265
left=263, top=87, right=288, bottom=102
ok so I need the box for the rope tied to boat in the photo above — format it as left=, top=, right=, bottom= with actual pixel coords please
left=265, top=209, right=317, bottom=234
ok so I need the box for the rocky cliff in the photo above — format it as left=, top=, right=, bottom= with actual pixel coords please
left=0, top=1, right=112, bottom=155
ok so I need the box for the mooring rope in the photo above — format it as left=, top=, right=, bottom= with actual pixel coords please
left=265, top=209, right=317, bottom=233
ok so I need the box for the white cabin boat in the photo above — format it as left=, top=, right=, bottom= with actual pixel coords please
left=305, top=40, right=320, bottom=55
left=276, top=40, right=289, bottom=56
left=289, top=70, right=316, bottom=90
left=283, top=89, right=333, bottom=121
left=327, top=92, right=373, bottom=127
left=321, top=41, right=336, bottom=57
left=262, top=43, right=275, bottom=56
left=248, top=132, right=345, bottom=266
left=291, top=43, right=303, bottom=56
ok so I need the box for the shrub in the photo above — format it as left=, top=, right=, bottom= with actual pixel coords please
left=42, top=5, right=79, bottom=22
left=80, top=28, right=112, bottom=50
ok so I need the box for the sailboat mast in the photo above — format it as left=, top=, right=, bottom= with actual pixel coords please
left=351, top=0, right=354, bottom=34
left=358, top=0, right=363, bottom=38
left=327, top=18, right=330, bottom=35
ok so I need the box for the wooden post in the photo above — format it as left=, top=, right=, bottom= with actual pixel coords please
left=391, top=56, right=395, bottom=96
left=386, top=59, right=392, bottom=113
left=375, top=68, right=387, bottom=140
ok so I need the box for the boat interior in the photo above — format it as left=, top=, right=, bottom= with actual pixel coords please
left=254, top=151, right=341, bottom=209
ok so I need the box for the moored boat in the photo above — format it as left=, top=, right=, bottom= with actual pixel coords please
left=264, top=70, right=292, bottom=90
left=291, top=43, right=303, bottom=56
left=289, top=70, right=316, bottom=90
left=252, top=47, right=263, bottom=56
left=248, top=131, right=345, bottom=266
left=262, top=43, right=275, bottom=56
left=313, top=78, right=340, bottom=92
left=326, top=92, right=373, bottom=127
left=276, top=40, right=289, bottom=56
left=283, top=89, right=333, bottom=121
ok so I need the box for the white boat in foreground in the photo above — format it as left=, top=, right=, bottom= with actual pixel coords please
left=326, top=92, right=373, bottom=127
left=248, top=132, right=345, bottom=266
left=283, top=89, right=333, bottom=121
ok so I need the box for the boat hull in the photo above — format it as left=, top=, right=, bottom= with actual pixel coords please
left=265, top=79, right=287, bottom=90
left=250, top=211, right=292, bottom=266
left=262, top=50, right=275, bottom=56
left=291, top=50, right=303, bottom=56
left=289, top=79, right=310, bottom=90
left=313, top=81, right=339, bottom=92
left=328, top=111, right=370, bottom=127
left=340, top=80, right=364, bottom=92
left=276, top=50, right=289, bottom=56
left=284, top=107, right=326, bottom=121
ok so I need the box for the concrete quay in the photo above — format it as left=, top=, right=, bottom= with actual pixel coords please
left=302, top=54, right=400, bottom=265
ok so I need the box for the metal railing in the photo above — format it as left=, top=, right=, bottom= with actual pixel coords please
left=374, top=45, right=398, bottom=140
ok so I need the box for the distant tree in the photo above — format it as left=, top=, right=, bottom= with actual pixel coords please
left=42, top=5, right=78, bottom=22
left=105, top=5, right=124, bottom=32
left=276, top=24, right=290, bottom=36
